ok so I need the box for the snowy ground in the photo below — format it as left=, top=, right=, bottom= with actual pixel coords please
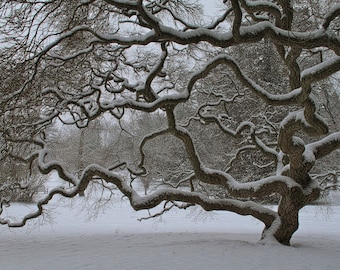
left=1, top=192, right=340, bottom=270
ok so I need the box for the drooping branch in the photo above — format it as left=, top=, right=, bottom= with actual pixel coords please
left=165, top=108, right=302, bottom=200
left=0, top=151, right=279, bottom=229
left=188, top=54, right=300, bottom=105
left=1, top=0, right=339, bottom=246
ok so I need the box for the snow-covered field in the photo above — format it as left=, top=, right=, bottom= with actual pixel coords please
left=1, top=192, right=340, bottom=270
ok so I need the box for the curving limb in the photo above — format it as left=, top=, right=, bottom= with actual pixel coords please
left=1, top=0, right=340, bottom=246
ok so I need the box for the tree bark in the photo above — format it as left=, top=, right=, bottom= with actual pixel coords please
left=273, top=185, right=320, bottom=245
left=274, top=195, right=300, bottom=245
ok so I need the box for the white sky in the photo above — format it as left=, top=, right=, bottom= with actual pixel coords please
left=199, top=0, right=224, bottom=17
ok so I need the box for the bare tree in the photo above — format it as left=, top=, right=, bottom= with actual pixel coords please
left=0, top=0, right=340, bottom=245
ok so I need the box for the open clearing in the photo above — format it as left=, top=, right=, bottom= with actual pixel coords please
left=1, top=194, right=340, bottom=270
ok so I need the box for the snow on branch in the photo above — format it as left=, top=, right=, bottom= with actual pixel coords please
left=306, top=132, right=340, bottom=160
left=301, top=57, right=340, bottom=85
left=167, top=109, right=303, bottom=200
left=323, top=4, right=340, bottom=29
left=239, top=0, right=282, bottom=24
left=31, top=8, right=340, bottom=60
left=1, top=0, right=339, bottom=245
left=2, top=154, right=280, bottom=229
left=188, top=54, right=302, bottom=105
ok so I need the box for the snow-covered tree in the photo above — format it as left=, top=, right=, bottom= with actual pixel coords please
left=0, top=0, right=340, bottom=245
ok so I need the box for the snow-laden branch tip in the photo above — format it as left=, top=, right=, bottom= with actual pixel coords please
left=306, top=132, right=340, bottom=160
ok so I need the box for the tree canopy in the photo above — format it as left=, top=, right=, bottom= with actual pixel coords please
left=0, top=0, right=340, bottom=245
